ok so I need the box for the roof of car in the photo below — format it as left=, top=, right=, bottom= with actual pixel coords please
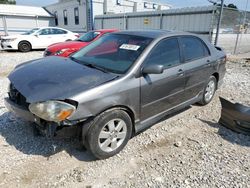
left=115, top=30, right=188, bottom=39
left=38, top=27, right=67, bottom=30
left=95, top=29, right=119, bottom=33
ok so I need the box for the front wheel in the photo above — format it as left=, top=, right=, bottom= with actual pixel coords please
left=199, top=76, right=217, bottom=105
left=84, top=109, right=132, bottom=159
left=18, top=41, right=31, bottom=52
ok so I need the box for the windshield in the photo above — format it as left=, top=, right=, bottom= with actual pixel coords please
left=22, top=28, right=39, bottom=35
left=76, top=31, right=101, bottom=42
left=71, top=34, right=153, bottom=74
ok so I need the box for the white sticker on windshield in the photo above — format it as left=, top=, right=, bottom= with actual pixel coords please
left=119, top=44, right=140, bottom=51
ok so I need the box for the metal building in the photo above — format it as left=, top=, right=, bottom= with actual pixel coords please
left=45, top=0, right=171, bottom=33
left=0, top=5, right=54, bottom=36
left=95, top=6, right=216, bottom=40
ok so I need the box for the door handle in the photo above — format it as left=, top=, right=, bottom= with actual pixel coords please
left=205, top=63, right=211, bottom=67
left=205, top=59, right=212, bottom=67
left=177, top=69, right=184, bottom=76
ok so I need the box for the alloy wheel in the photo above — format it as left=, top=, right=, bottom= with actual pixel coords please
left=205, top=80, right=216, bottom=102
left=98, top=119, right=127, bottom=152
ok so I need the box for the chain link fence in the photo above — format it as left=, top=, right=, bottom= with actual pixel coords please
left=212, top=5, right=250, bottom=54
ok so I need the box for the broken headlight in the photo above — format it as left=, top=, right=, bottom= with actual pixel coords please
left=29, top=101, right=76, bottom=122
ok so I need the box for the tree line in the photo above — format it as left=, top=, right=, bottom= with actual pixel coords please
left=0, top=0, right=16, bottom=4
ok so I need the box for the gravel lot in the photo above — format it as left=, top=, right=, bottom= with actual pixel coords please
left=0, top=50, right=249, bottom=188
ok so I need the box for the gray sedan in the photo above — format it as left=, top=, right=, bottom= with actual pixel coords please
left=5, top=30, right=226, bottom=159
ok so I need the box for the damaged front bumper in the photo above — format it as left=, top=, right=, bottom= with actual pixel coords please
left=219, top=97, right=250, bottom=135
left=4, top=97, right=35, bottom=122
left=4, top=97, right=84, bottom=138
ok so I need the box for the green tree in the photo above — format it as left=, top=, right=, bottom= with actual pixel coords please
left=0, top=0, right=16, bottom=4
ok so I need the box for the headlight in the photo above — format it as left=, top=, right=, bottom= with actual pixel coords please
left=4, top=38, right=16, bottom=42
left=54, top=49, right=68, bottom=55
left=29, top=101, right=76, bottom=122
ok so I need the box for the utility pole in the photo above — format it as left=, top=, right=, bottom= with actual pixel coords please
left=86, top=0, right=93, bottom=31
left=214, top=0, right=224, bottom=46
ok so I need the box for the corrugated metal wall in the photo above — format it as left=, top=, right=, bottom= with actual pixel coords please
left=0, top=15, right=54, bottom=36
left=94, top=6, right=216, bottom=40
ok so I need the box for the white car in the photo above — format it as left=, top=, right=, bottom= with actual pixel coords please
left=0, top=27, right=79, bottom=52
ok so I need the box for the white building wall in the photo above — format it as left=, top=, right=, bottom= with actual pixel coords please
left=0, top=5, right=54, bottom=36
left=93, top=0, right=104, bottom=17
left=45, top=0, right=88, bottom=32
left=0, top=16, right=54, bottom=36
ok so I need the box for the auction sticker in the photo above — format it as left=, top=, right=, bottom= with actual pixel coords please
left=119, top=44, right=140, bottom=51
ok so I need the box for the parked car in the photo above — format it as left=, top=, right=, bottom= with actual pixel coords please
left=44, top=29, right=118, bottom=57
left=0, top=27, right=79, bottom=52
left=4, top=30, right=226, bottom=159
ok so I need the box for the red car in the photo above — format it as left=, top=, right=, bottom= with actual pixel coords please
left=43, top=29, right=118, bottom=57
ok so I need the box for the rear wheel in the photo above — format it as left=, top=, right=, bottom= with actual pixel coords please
left=18, top=41, right=31, bottom=52
left=84, top=109, right=132, bottom=159
left=199, top=76, right=217, bottom=105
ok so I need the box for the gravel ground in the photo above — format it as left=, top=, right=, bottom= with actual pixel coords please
left=0, top=50, right=249, bottom=188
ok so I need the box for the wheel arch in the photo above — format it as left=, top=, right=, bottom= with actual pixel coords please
left=82, top=105, right=136, bottom=142
left=212, top=72, right=219, bottom=82
left=97, top=105, right=136, bottom=136
left=212, top=72, right=219, bottom=89
left=18, top=40, right=32, bottom=49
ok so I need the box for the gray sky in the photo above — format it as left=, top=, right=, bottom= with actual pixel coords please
left=16, top=0, right=249, bottom=11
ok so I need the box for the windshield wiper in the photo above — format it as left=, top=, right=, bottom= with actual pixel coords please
left=83, top=63, right=110, bottom=73
left=70, top=57, right=110, bottom=73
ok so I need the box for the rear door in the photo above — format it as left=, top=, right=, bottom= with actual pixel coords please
left=50, top=28, right=69, bottom=44
left=140, top=37, right=186, bottom=121
left=179, top=36, right=213, bottom=100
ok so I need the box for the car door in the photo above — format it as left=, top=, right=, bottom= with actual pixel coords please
left=140, top=37, right=186, bottom=121
left=34, top=28, right=54, bottom=48
left=50, top=28, right=69, bottom=44
left=179, top=36, right=214, bottom=100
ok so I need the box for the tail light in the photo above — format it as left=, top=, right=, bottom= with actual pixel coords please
left=75, top=34, right=80, bottom=38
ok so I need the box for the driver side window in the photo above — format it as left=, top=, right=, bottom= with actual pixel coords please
left=145, top=38, right=181, bottom=69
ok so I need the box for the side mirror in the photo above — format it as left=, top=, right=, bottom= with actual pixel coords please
left=34, top=33, right=39, bottom=37
left=142, top=64, right=164, bottom=75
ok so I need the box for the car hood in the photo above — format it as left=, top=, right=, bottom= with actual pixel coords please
left=48, top=41, right=89, bottom=52
left=2, top=34, right=21, bottom=39
left=8, top=56, right=118, bottom=103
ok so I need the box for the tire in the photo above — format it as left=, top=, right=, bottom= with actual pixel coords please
left=18, top=41, right=31, bottom=52
left=84, top=109, right=132, bottom=159
left=199, top=76, right=217, bottom=105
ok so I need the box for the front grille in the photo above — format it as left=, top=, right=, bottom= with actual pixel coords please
left=8, top=83, right=29, bottom=109
left=44, top=50, right=52, bottom=57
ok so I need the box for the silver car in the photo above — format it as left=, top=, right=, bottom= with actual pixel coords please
left=5, top=30, right=226, bottom=159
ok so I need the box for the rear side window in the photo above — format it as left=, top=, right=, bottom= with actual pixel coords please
left=180, top=36, right=210, bottom=62
left=145, top=38, right=181, bottom=68
left=51, top=29, right=67, bottom=34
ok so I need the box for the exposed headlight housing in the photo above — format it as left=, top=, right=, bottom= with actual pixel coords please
left=4, top=38, right=16, bottom=42
left=54, top=48, right=68, bottom=55
left=29, top=101, right=76, bottom=122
